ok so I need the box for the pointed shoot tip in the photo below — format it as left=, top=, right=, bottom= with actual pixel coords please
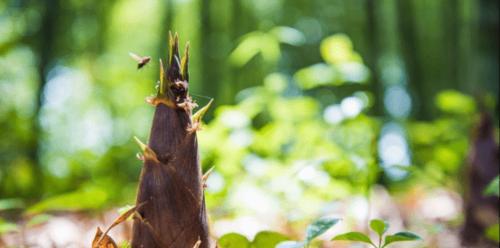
left=192, top=98, right=214, bottom=123
left=202, top=166, right=215, bottom=182
left=133, top=136, right=147, bottom=152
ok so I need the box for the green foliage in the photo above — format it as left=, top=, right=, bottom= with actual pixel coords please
left=320, top=34, right=363, bottom=64
left=382, top=232, right=421, bottom=248
left=435, top=90, right=476, bottom=115
left=0, top=214, right=51, bottom=235
left=218, top=233, right=251, bottom=248
left=484, top=176, right=500, bottom=197
left=294, top=34, right=369, bottom=89
left=485, top=223, right=500, bottom=243
left=275, top=217, right=340, bottom=248
left=253, top=231, right=289, bottom=248
left=229, top=26, right=306, bottom=67
left=0, top=198, right=25, bottom=211
left=202, top=40, right=379, bottom=219
left=120, top=241, right=131, bottom=248
left=218, top=231, right=288, bottom=248
left=370, top=219, right=388, bottom=238
left=0, top=2, right=497, bottom=246
left=216, top=229, right=330, bottom=248
left=332, top=219, right=421, bottom=248
left=332, top=232, right=375, bottom=247
left=0, top=218, right=18, bottom=234
left=26, top=185, right=108, bottom=214
left=305, top=217, right=341, bottom=244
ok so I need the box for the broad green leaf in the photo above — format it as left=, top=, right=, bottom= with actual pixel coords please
left=252, top=231, right=289, bottom=248
left=275, top=241, right=304, bottom=248
left=485, top=223, right=499, bottom=243
left=305, top=217, right=341, bottom=243
left=218, top=233, right=251, bottom=248
left=382, top=232, right=421, bottom=247
left=370, top=219, right=389, bottom=237
left=332, top=232, right=375, bottom=247
left=484, top=176, right=499, bottom=197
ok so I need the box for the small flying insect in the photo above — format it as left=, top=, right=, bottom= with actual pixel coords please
left=129, top=52, right=151, bottom=69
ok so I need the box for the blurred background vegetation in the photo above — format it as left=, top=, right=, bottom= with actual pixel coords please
left=0, top=0, right=498, bottom=247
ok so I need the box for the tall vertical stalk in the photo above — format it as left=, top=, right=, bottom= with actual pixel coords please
left=131, top=33, right=211, bottom=248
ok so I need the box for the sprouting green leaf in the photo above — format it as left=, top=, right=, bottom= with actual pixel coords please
left=484, top=176, right=499, bottom=197
left=218, top=233, right=251, bottom=248
left=485, top=223, right=499, bottom=243
left=382, top=232, right=421, bottom=247
left=305, top=217, right=341, bottom=243
left=275, top=241, right=304, bottom=248
left=332, top=232, right=375, bottom=247
left=251, top=231, right=289, bottom=248
left=370, top=219, right=389, bottom=237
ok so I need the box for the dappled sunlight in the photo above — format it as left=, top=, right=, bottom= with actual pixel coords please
left=0, top=0, right=498, bottom=247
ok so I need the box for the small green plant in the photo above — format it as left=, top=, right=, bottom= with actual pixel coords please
left=332, top=219, right=421, bottom=248
left=276, top=217, right=341, bottom=248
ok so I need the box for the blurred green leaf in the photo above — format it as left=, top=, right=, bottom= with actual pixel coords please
left=332, top=232, right=375, bottom=247
left=270, top=26, right=305, bottom=46
left=26, top=186, right=108, bottom=214
left=218, top=233, right=251, bottom=248
left=435, top=90, right=476, bottom=114
left=230, top=32, right=280, bottom=67
left=26, top=214, right=51, bottom=227
left=382, top=232, right=421, bottom=247
left=120, top=241, right=131, bottom=248
left=294, top=63, right=339, bottom=89
left=252, top=231, right=289, bottom=248
left=0, top=218, right=18, bottom=234
left=485, top=223, right=499, bottom=243
left=484, top=176, right=499, bottom=197
left=370, top=219, right=389, bottom=237
left=321, top=34, right=358, bottom=64
left=0, top=198, right=24, bottom=210
left=305, top=217, right=341, bottom=243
